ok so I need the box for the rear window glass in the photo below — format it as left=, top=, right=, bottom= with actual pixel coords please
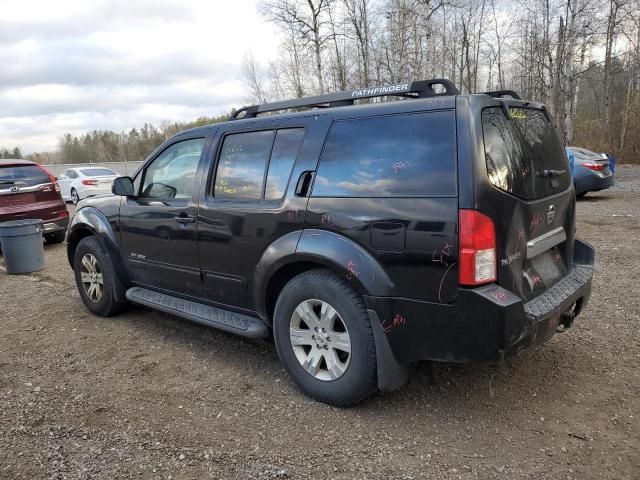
left=80, top=168, right=117, bottom=176
left=482, top=107, right=570, bottom=200
left=312, top=111, right=457, bottom=197
left=0, top=165, right=49, bottom=187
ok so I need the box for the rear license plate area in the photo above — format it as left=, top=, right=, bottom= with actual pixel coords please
left=1, top=192, right=36, bottom=207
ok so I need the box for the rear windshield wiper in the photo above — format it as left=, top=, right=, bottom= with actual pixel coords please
left=0, top=180, right=16, bottom=185
left=537, top=169, right=567, bottom=178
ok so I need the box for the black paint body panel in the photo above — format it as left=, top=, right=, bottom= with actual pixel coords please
left=66, top=94, right=595, bottom=378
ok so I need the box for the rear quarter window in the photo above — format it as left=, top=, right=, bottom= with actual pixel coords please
left=312, top=110, right=457, bottom=197
left=482, top=107, right=571, bottom=200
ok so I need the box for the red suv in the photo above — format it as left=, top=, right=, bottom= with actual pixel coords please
left=0, top=159, right=69, bottom=244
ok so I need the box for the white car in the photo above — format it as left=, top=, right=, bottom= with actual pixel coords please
left=58, top=167, right=120, bottom=204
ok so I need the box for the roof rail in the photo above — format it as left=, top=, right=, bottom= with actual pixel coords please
left=483, top=90, right=521, bottom=100
left=231, top=79, right=460, bottom=119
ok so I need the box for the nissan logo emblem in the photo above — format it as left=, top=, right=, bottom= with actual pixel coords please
left=10, top=186, right=19, bottom=193
left=547, top=205, right=556, bottom=224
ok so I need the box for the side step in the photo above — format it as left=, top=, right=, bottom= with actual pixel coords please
left=126, top=287, right=269, bottom=339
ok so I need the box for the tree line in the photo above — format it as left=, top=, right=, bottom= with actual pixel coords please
left=26, top=113, right=230, bottom=166
left=246, top=0, right=640, bottom=162
left=0, top=147, right=23, bottom=159
left=19, top=0, right=640, bottom=165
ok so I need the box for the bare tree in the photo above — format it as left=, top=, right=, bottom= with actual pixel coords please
left=242, top=52, right=268, bottom=103
left=260, top=0, right=334, bottom=93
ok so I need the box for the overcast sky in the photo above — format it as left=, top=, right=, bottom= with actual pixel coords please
left=0, top=0, right=280, bottom=153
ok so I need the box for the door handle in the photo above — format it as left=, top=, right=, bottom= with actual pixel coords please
left=174, top=214, right=195, bottom=225
left=295, top=171, right=315, bottom=197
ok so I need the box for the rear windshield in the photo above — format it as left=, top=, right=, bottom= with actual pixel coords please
left=482, top=107, right=570, bottom=200
left=80, top=168, right=117, bottom=176
left=0, top=165, right=50, bottom=187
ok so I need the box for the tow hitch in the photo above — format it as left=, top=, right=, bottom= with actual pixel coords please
left=556, top=307, right=576, bottom=333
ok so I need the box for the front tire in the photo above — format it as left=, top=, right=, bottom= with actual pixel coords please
left=273, top=269, right=378, bottom=406
left=73, top=236, right=128, bottom=316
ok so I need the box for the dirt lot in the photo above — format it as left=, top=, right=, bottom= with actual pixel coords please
left=1, top=168, right=639, bottom=480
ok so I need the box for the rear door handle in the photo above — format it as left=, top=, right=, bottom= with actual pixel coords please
left=295, top=171, right=315, bottom=197
left=174, top=214, right=196, bottom=225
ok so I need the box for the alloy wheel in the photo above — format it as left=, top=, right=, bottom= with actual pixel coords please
left=80, top=253, right=104, bottom=303
left=289, top=299, right=351, bottom=381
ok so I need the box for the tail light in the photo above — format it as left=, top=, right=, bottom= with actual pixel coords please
left=581, top=162, right=606, bottom=172
left=82, top=179, right=98, bottom=186
left=36, top=164, right=61, bottom=192
left=459, top=209, right=497, bottom=286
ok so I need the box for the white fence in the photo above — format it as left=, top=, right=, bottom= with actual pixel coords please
left=45, top=161, right=144, bottom=177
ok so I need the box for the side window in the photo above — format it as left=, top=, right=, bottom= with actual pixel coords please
left=141, top=138, right=205, bottom=199
left=213, top=128, right=305, bottom=201
left=312, top=111, right=457, bottom=197
left=214, top=130, right=274, bottom=200
left=265, top=129, right=305, bottom=200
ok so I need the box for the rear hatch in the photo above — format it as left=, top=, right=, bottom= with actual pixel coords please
left=480, top=105, right=574, bottom=301
left=0, top=163, right=65, bottom=222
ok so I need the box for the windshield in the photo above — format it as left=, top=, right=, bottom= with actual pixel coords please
left=482, top=107, right=571, bottom=200
left=0, top=165, right=50, bottom=187
left=80, top=168, right=117, bottom=176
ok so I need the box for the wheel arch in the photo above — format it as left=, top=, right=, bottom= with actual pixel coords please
left=254, top=229, right=394, bottom=324
left=66, top=207, right=124, bottom=275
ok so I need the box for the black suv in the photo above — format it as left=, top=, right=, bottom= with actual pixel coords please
left=67, top=79, right=595, bottom=406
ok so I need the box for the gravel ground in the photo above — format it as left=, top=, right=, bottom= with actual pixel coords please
left=1, top=167, right=639, bottom=479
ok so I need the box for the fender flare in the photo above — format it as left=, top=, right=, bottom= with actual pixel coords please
left=66, top=207, right=127, bottom=287
left=253, top=228, right=394, bottom=320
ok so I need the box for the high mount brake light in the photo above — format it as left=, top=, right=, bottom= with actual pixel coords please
left=459, top=209, right=497, bottom=286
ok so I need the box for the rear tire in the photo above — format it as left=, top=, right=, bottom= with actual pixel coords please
left=273, top=269, right=378, bottom=406
left=71, top=188, right=80, bottom=205
left=45, top=231, right=66, bottom=244
left=73, top=236, right=128, bottom=316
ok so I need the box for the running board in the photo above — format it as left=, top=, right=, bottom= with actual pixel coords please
left=126, top=287, right=269, bottom=339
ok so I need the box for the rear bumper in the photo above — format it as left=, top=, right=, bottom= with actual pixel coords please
left=576, top=171, right=614, bottom=194
left=43, top=215, right=69, bottom=234
left=0, top=202, right=69, bottom=234
left=366, top=239, right=595, bottom=365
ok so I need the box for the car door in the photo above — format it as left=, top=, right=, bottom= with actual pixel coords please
left=196, top=123, right=311, bottom=311
left=119, top=135, right=210, bottom=295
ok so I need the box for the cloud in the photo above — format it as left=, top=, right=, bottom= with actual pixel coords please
left=0, top=0, right=280, bottom=153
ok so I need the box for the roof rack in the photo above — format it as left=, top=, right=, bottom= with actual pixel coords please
left=231, top=78, right=460, bottom=120
left=483, top=90, right=521, bottom=100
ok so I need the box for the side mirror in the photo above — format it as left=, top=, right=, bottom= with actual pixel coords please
left=112, top=176, right=135, bottom=196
